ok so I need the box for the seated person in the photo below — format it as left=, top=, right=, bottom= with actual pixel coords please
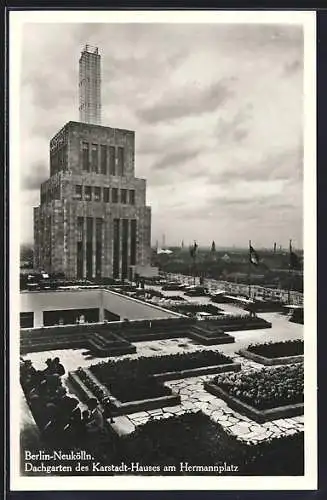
left=20, top=359, right=36, bottom=379
left=85, top=398, right=105, bottom=434
left=42, top=358, right=54, bottom=376
left=63, top=401, right=83, bottom=442
left=51, top=357, right=66, bottom=377
left=20, top=359, right=43, bottom=390
left=28, top=388, right=44, bottom=424
left=102, top=396, right=115, bottom=423
left=43, top=389, right=79, bottom=439
left=81, top=409, right=90, bottom=426
left=42, top=373, right=62, bottom=399
left=54, top=386, right=77, bottom=408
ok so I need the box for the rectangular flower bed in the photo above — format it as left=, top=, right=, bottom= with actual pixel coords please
left=90, top=350, right=236, bottom=381
left=169, top=303, right=224, bottom=316
left=153, top=361, right=241, bottom=382
left=239, top=340, right=303, bottom=366
left=204, top=364, right=304, bottom=423
left=69, top=368, right=181, bottom=416
left=201, top=315, right=272, bottom=332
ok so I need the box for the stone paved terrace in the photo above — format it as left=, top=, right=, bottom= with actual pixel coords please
left=24, top=301, right=304, bottom=444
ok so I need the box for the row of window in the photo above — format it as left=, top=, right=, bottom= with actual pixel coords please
left=74, top=185, right=135, bottom=205
left=50, top=145, right=68, bottom=176
left=40, top=186, right=61, bottom=204
left=82, top=142, right=125, bottom=176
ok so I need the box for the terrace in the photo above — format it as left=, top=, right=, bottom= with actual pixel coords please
left=20, top=284, right=304, bottom=475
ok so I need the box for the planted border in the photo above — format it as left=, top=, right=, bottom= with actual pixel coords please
left=91, top=350, right=235, bottom=381
left=204, top=381, right=303, bottom=423
left=194, top=315, right=272, bottom=332
left=238, top=340, right=303, bottom=366
left=153, top=361, right=241, bottom=382
left=238, top=348, right=303, bottom=366
left=69, top=368, right=181, bottom=415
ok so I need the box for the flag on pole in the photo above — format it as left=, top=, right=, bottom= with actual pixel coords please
left=249, top=244, right=259, bottom=266
left=289, top=241, right=301, bottom=270
left=190, top=241, right=198, bottom=259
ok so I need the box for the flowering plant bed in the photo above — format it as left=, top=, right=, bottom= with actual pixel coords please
left=91, top=350, right=234, bottom=381
left=88, top=350, right=240, bottom=386
left=169, top=303, right=223, bottom=316
left=205, top=364, right=303, bottom=423
left=69, top=351, right=239, bottom=414
left=69, top=368, right=180, bottom=416
left=239, top=340, right=303, bottom=365
left=202, top=315, right=272, bottom=332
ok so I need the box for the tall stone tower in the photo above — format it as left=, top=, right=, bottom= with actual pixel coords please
left=79, top=45, right=101, bottom=125
left=33, top=47, right=152, bottom=280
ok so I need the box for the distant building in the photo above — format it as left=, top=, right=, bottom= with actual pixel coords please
left=33, top=47, right=152, bottom=280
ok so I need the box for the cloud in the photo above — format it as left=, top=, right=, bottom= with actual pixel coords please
left=136, top=79, right=235, bottom=124
left=284, top=59, right=302, bottom=76
left=153, top=149, right=200, bottom=171
left=215, top=105, right=252, bottom=144
left=211, top=145, right=303, bottom=185
left=18, top=20, right=304, bottom=248
left=21, top=162, right=48, bottom=191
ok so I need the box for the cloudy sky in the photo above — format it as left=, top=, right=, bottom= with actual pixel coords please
left=19, top=21, right=304, bottom=248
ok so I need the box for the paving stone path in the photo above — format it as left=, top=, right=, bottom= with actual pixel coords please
left=124, top=371, right=304, bottom=443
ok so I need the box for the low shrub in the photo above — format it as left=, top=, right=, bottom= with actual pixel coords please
left=108, top=377, right=171, bottom=402
left=91, top=350, right=233, bottom=383
left=76, top=367, right=173, bottom=404
left=247, top=340, right=303, bottom=359
left=212, top=364, right=303, bottom=410
left=170, top=304, right=223, bottom=315
left=120, top=412, right=304, bottom=476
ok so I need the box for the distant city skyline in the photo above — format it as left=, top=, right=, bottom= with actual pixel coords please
left=19, top=19, right=304, bottom=248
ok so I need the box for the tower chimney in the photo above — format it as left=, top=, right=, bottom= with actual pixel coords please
left=79, top=45, right=101, bottom=125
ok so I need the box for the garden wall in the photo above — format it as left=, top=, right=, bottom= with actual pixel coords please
left=204, top=382, right=304, bottom=423
left=238, top=348, right=304, bottom=366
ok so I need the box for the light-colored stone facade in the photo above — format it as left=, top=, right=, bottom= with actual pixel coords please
left=34, top=121, right=152, bottom=279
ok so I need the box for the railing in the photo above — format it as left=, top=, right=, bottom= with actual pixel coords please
left=165, top=273, right=303, bottom=306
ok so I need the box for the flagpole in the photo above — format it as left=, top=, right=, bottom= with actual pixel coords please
left=248, top=240, right=251, bottom=298
left=288, top=239, right=292, bottom=304
left=193, top=242, right=196, bottom=286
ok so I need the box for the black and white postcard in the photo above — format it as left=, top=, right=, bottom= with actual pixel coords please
left=9, top=9, right=317, bottom=491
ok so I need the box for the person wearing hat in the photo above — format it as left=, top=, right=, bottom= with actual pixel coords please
left=43, top=358, right=54, bottom=375
left=20, top=359, right=38, bottom=390
left=52, top=357, right=65, bottom=377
